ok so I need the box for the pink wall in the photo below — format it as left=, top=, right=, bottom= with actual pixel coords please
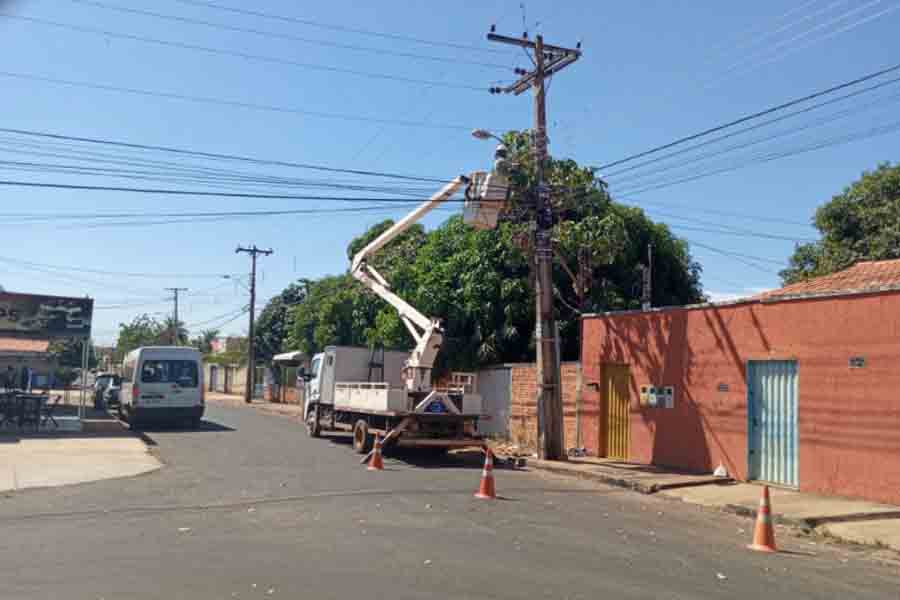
left=582, top=292, right=900, bottom=505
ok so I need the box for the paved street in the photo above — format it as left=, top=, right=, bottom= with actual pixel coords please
left=0, top=403, right=897, bottom=599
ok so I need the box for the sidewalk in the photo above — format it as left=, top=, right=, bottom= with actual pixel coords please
left=523, top=456, right=900, bottom=553
left=0, top=435, right=161, bottom=492
left=206, top=392, right=305, bottom=420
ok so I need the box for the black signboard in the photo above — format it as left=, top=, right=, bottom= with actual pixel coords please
left=0, top=292, right=93, bottom=338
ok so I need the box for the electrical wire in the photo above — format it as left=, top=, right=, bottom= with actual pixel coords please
left=608, top=89, right=900, bottom=189
left=0, top=71, right=488, bottom=133
left=0, top=180, right=472, bottom=202
left=603, top=74, right=900, bottom=179
left=3, top=13, right=489, bottom=91
left=595, top=61, right=900, bottom=171
left=709, top=0, right=894, bottom=83
left=0, top=126, right=450, bottom=183
left=171, top=0, right=506, bottom=55
left=67, top=0, right=510, bottom=70
left=613, top=117, right=900, bottom=196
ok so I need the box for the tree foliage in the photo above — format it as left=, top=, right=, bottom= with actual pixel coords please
left=48, top=337, right=98, bottom=369
left=782, top=163, right=900, bottom=283
left=281, top=130, right=703, bottom=370
left=113, top=314, right=168, bottom=362
left=253, top=283, right=306, bottom=361
left=190, top=328, right=220, bottom=354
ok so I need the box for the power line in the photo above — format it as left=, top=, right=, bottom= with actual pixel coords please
left=4, top=13, right=489, bottom=91
left=595, top=61, right=900, bottom=170
left=0, top=254, right=234, bottom=279
left=0, top=71, right=487, bottom=133
left=172, top=0, right=506, bottom=55
left=609, top=89, right=900, bottom=189
left=604, top=74, right=900, bottom=179
left=613, top=117, right=900, bottom=196
left=0, top=126, right=449, bottom=183
left=66, top=0, right=510, bottom=70
left=709, top=0, right=894, bottom=83
left=736, top=3, right=900, bottom=78
left=0, top=180, right=472, bottom=201
left=705, top=0, right=829, bottom=56
left=686, top=239, right=785, bottom=274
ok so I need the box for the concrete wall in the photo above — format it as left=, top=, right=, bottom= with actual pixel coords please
left=582, top=291, right=900, bottom=506
left=509, top=362, right=581, bottom=451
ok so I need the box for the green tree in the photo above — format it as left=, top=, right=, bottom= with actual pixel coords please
left=48, top=338, right=98, bottom=369
left=253, top=283, right=306, bottom=362
left=782, top=163, right=900, bottom=283
left=190, top=328, right=220, bottom=354
left=161, top=317, right=188, bottom=346
left=283, top=129, right=703, bottom=369
left=114, top=314, right=166, bottom=362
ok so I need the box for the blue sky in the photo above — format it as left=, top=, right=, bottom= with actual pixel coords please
left=1, top=0, right=898, bottom=344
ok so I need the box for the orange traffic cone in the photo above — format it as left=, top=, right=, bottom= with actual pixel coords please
left=474, top=447, right=496, bottom=499
left=748, top=485, right=777, bottom=552
left=367, top=435, right=384, bottom=471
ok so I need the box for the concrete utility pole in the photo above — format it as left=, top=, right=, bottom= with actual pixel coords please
left=487, top=29, right=581, bottom=461
left=235, top=245, right=273, bottom=404
left=165, top=287, right=188, bottom=346
left=641, top=243, right=653, bottom=311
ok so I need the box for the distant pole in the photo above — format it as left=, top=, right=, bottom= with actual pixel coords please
left=165, top=287, right=188, bottom=345
left=641, top=243, right=653, bottom=311
left=236, top=245, right=273, bottom=403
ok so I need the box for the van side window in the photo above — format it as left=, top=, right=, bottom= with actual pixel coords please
left=310, top=357, right=321, bottom=379
left=327, top=355, right=334, bottom=366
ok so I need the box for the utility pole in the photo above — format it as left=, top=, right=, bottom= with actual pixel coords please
left=235, top=245, right=273, bottom=404
left=487, top=28, right=581, bottom=461
left=165, top=287, right=188, bottom=345
left=641, top=243, right=653, bottom=311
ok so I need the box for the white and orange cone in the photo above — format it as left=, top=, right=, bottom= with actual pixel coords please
left=748, top=485, right=777, bottom=552
left=367, top=435, right=384, bottom=471
left=474, top=447, right=496, bottom=499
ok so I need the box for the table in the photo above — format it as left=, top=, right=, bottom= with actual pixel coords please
left=0, top=392, right=48, bottom=430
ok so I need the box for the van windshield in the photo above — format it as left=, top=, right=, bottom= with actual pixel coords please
left=140, top=360, right=199, bottom=387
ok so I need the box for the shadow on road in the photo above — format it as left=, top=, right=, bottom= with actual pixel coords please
left=319, top=433, right=516, bottom=471
left=129, top=420, right=236, bottom=434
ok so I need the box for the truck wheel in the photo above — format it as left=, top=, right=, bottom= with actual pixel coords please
left=352, top=419, right=373, bottom=454
left=306, top=406, right=321, bottom=438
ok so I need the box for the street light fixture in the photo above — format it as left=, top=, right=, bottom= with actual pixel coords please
left=471, top=129, right=505, bottom=145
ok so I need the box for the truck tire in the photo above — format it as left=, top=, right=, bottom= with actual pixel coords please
left=306, top=405, right=321, bottom=438
left=352, top=419, right=373, bottom=454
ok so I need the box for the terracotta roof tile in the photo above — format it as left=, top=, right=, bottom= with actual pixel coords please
left=0, top=337, right=50, bottom=353
left=760, top=258, right=900, bottom=301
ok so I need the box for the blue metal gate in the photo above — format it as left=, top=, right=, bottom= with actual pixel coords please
left=747, top=360, right=798, bottom=487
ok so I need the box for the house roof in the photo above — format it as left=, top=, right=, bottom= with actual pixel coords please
left=758, top=258, right=900, bottom=302
left=0, top=337, right=50, bottom=354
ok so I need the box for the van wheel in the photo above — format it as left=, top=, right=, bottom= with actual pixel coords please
left=352, top=420, right=373, bottom=454
left=306, top=406, right=321, bottom=438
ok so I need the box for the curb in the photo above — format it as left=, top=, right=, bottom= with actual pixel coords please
left=523, top=458, right=731, bottom=495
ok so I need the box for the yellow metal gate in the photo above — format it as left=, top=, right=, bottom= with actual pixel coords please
left=603, top=364, right=631, bottom=459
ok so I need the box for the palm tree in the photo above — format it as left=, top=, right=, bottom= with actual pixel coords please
left=161, top=317, right=189, bottom=346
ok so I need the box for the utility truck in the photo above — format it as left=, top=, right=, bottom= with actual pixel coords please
left=299, top=148, right=511, bottom=454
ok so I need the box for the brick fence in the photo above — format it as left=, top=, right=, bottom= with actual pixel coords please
left=508, top=362, right=581, bottom=451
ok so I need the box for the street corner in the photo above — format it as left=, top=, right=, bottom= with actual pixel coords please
left=0, top=434, right=162, bottom=493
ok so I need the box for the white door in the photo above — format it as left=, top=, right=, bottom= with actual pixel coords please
left=138, top=358, right=201, bottom=408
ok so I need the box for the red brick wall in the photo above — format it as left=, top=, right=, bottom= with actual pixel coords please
left=582, top=292, right=900, bottom=505
left=509, top=362, right=582, bottom=451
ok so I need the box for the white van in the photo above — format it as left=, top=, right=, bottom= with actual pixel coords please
left=119, top=346, right=204, bottom=428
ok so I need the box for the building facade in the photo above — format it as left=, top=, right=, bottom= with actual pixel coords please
left=581, top=259, right=900, bottom=505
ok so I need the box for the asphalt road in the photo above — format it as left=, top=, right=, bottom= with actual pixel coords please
left=1, top=403, right=897, bottom=600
